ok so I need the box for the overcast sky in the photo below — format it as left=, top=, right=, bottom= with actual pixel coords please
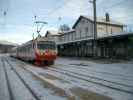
left=0, top=0, right=133, bottom=44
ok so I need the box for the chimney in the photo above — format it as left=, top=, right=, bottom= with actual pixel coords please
left=105, top=13, right=110, bottom=22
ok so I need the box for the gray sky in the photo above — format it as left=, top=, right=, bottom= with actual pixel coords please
left=0, top=0, right=133, bottom=44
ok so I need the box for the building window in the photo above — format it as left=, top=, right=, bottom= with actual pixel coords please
left=98, top=26, right=103, bottom=30
left=111, top=28, right=113, bottom=34
left=85, top=27, right=88, bottom=33
left=79, top=29, right=82, bottom=39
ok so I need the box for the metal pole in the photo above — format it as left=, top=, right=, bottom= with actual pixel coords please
left=93, top=0, right=97, bottom=57
left=93, top=0, right=97, bottom=39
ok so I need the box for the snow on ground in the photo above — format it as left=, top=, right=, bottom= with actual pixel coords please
left=55, top=57, right=133, bottom=78
left=1, top=54, right=133, bottom=100
left=8, top=58, right=67, bottom=100
left=8, top=57, right=112, bottom=100
left=9, top=56, right=133, bottom=100
left=0, top=58, right=10, bottom=100
left=4, top=61, right=37, bottom=100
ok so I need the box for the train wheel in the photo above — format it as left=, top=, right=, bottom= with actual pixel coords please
left=35, top=60, right=41, bottom=66
left=43, top=60, right=48, bottom=65
left=48, top=61, right=54, bottom=65
left=43, top=61, right=54, bottom=65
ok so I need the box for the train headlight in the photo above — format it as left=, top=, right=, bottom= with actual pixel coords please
left=36, top=50, right=43, bottom=56
left=40, top=51, right=44, bottom=55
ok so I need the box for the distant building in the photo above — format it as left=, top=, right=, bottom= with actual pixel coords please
left=0, top=40, right=17, bottom=53
left=58, top=30, right=75, bottom=43
left=45, top=30, right=62, bottom=43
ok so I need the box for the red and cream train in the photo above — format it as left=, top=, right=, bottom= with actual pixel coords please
left=11, top=37, right=57, bottom=65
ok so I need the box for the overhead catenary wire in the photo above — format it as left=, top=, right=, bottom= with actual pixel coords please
left=31, top=0, right=71, bottom=33
left=42, top=0, right=92, bottom=21
left=41, top=0, right=93, bottom=30
left=43, top=0, right=130, bottom=22
left=33, top=0, right=133, bottom=33
left=102, top=0, right=130, bottom=12
left=96, top=0, right=132, bottom=28
left=42, top=0, right=72, bottom=20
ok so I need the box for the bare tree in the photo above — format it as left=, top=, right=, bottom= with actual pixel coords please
left=59, top=24, right=70, bottom=32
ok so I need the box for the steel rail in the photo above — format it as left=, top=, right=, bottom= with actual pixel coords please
left=49, top=66, right=133, bottom=88
left=1, top=58, right=15, bottom=100
left=4, top=58, right=41, bottom=100
left=9, top=57, right=133, bottom=94
left=56, top=63, right=133, bottom=79
left=48, top=67, right=133, bottom=94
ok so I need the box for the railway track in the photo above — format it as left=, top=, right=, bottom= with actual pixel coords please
left=8, top=57, right=133, bottom=98
left=2, top=57, right=41, bottom=100
left=11, top=57, right=133, bottom=80
left=61, top=63, right=133, bottom=79
left=49, top=66, right=133, bottom=87
left=47, top=67, right=133, bottom=94
left=1, top=58, right=14, bottom=100
left=6, top=57, right=76, bottom=99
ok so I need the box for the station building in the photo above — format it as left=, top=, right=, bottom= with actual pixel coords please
left=45, top=15, right=133, bottom=59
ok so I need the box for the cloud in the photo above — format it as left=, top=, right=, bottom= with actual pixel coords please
left=0, top=25, right=33, bottom=44
left=0, top=24, right=58, bottom=44
left=96, top=0, right=133, bottom=25
left=0, top=0, right=133, bottom=44
left=48, top=0, right=92, bottom=19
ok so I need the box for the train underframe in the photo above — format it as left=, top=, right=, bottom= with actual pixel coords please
left=35, top=59, right=54, bottom=66
left=35, top=54, right=56, bottom=66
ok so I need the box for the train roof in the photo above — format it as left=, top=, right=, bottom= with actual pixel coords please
left=17, top=36, right=55, bottom=48
left=35, top=36, right=50, bottom=41
left=72, top=15, right=124, bottom=29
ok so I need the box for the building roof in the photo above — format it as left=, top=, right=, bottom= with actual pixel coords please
left=20, top=36, right=53, bottom=47
left=45, top=30, right=62, bottom=37
left=58, top=32, right=133, bottom=45
left=97, top=32, right=133, bottom=40
left=72, top=15, right=124, bottom=29
left=61, top=29, right=75, bottom=35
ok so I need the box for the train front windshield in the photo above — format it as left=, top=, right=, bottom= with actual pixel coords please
left=37, top=41, right=56, bottom=50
